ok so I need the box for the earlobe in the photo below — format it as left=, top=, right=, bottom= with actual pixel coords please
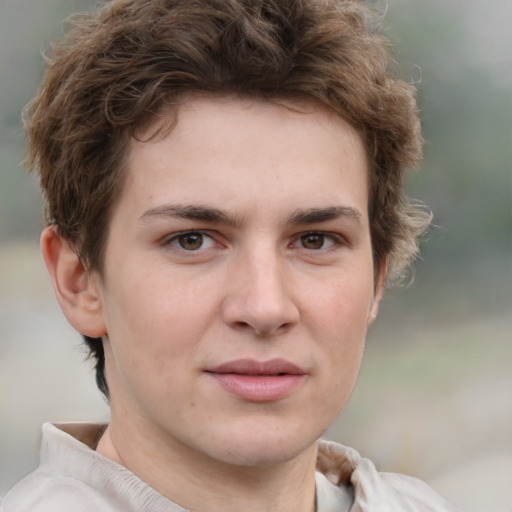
left=40, top=226, right=107, bottom=338
left=368, top=260, right=387, bottom=325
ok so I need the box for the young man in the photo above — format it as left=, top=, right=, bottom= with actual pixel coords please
left=1, top=0, right=458, bottom=510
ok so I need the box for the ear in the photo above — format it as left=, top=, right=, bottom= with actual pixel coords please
left=41, top=226, right=107, bottom=338
left=368, top=259, right=387, bottom=325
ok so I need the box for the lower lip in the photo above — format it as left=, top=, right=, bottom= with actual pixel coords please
left=209, top=373, right=306, bottom=402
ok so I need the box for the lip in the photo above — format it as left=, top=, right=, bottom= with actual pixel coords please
left=205, top=359, right=307, bottom=402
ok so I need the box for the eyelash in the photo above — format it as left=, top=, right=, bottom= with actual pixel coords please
left=291, top=231, right=346, bottom=251
left=163, top=231, right=217, bottom=251
left=163, top=230, right=345, bottom=253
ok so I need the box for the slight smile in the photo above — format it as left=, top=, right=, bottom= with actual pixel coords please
left=206, top=359, right=308, bottom=402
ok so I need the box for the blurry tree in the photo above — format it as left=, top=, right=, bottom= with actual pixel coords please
left=0, top=0, right=97, bottom=241
left=1, top=0, right=510, bottom=318
left=0, top=1, right=510, bottom=505
left=379, top=0, right=511, bottom=323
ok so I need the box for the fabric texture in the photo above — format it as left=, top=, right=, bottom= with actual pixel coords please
left=1, top=423, right=459, bottom=511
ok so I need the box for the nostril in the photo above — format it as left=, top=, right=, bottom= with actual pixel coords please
left=254, top=321, right=295, bottom=337
left=233, top=321, right=251, bottom=330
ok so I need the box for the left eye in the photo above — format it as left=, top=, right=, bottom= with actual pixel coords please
left=294, top=233, right=338, bottom=250
left=168, top=232, right=216, bottom=251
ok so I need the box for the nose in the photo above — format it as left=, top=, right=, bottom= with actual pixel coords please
left=221, top=247, right=300, bottom=337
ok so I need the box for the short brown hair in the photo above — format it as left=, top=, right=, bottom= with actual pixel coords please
left=25, top=0, right=430, bottom=398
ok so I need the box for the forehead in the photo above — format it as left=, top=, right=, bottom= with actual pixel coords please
left=120, top=96, right=369, bottom=223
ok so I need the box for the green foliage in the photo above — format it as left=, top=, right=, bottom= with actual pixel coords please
left=382, top=0, right=512, bottom=318
left=1, top=0, right=510, bottom=318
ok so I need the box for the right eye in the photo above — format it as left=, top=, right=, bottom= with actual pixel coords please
left=166, top=231, right=216, bottom=251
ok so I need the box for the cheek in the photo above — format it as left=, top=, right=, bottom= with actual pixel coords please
left=305, top=270, right=374, bottom=337
left=304, top=273, right=372, bottom=392
left=102, top=268, right=221, bottom=372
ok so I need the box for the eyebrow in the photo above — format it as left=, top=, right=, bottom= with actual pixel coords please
left=139, top=204, right=242, bottom=227
left=139, top=204, right=363, bottom=227
left=287, top=206, right=363, bottom=226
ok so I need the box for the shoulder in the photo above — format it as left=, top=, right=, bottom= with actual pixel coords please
left=354, top=460, right=460, bottom=511
left=1, top=423, right=182, bottom=512
left=317, top=439, right=460, bottom=512
left=0, top=468, right=109, bottom=512
left=0, top=423, right=113, bottom=512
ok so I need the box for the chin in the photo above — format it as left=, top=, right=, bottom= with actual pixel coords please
left=206, top=422, right=321, bottom=468
left=222, top=444, right=309, bottom=468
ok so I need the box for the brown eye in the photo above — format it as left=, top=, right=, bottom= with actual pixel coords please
left=294, top=232, right=340, bottom=251
left=165, top=231, right=217, bottom=254
left=177, top=233, right=204, bottom=250
left=300, top=233, right=325, bottom=250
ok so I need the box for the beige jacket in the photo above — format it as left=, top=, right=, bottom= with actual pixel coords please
left=1, top=423, right=459, bottom=511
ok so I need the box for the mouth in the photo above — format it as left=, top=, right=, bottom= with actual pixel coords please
left=205, top=359, right=307, bottom=402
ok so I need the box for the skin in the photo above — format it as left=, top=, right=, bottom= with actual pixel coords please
left=42, top=96, right=384, bottom=512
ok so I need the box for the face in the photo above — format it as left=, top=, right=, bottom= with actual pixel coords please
left=93, top=97, right=382, bottom=468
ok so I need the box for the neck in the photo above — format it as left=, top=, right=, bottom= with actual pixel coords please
left=97, top=416, right=318, bottom=512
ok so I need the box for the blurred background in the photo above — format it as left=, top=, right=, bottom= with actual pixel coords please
left=0, top=0, right=510, bottom=509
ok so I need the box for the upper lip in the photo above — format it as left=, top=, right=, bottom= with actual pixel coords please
left=206, top=358, right=306, bottom=376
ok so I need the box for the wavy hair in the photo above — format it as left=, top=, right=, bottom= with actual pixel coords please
left=25, top=0, right=430, bottom=398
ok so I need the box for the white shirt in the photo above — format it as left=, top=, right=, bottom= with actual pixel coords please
left=1, top=423, right=458, bottom=511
